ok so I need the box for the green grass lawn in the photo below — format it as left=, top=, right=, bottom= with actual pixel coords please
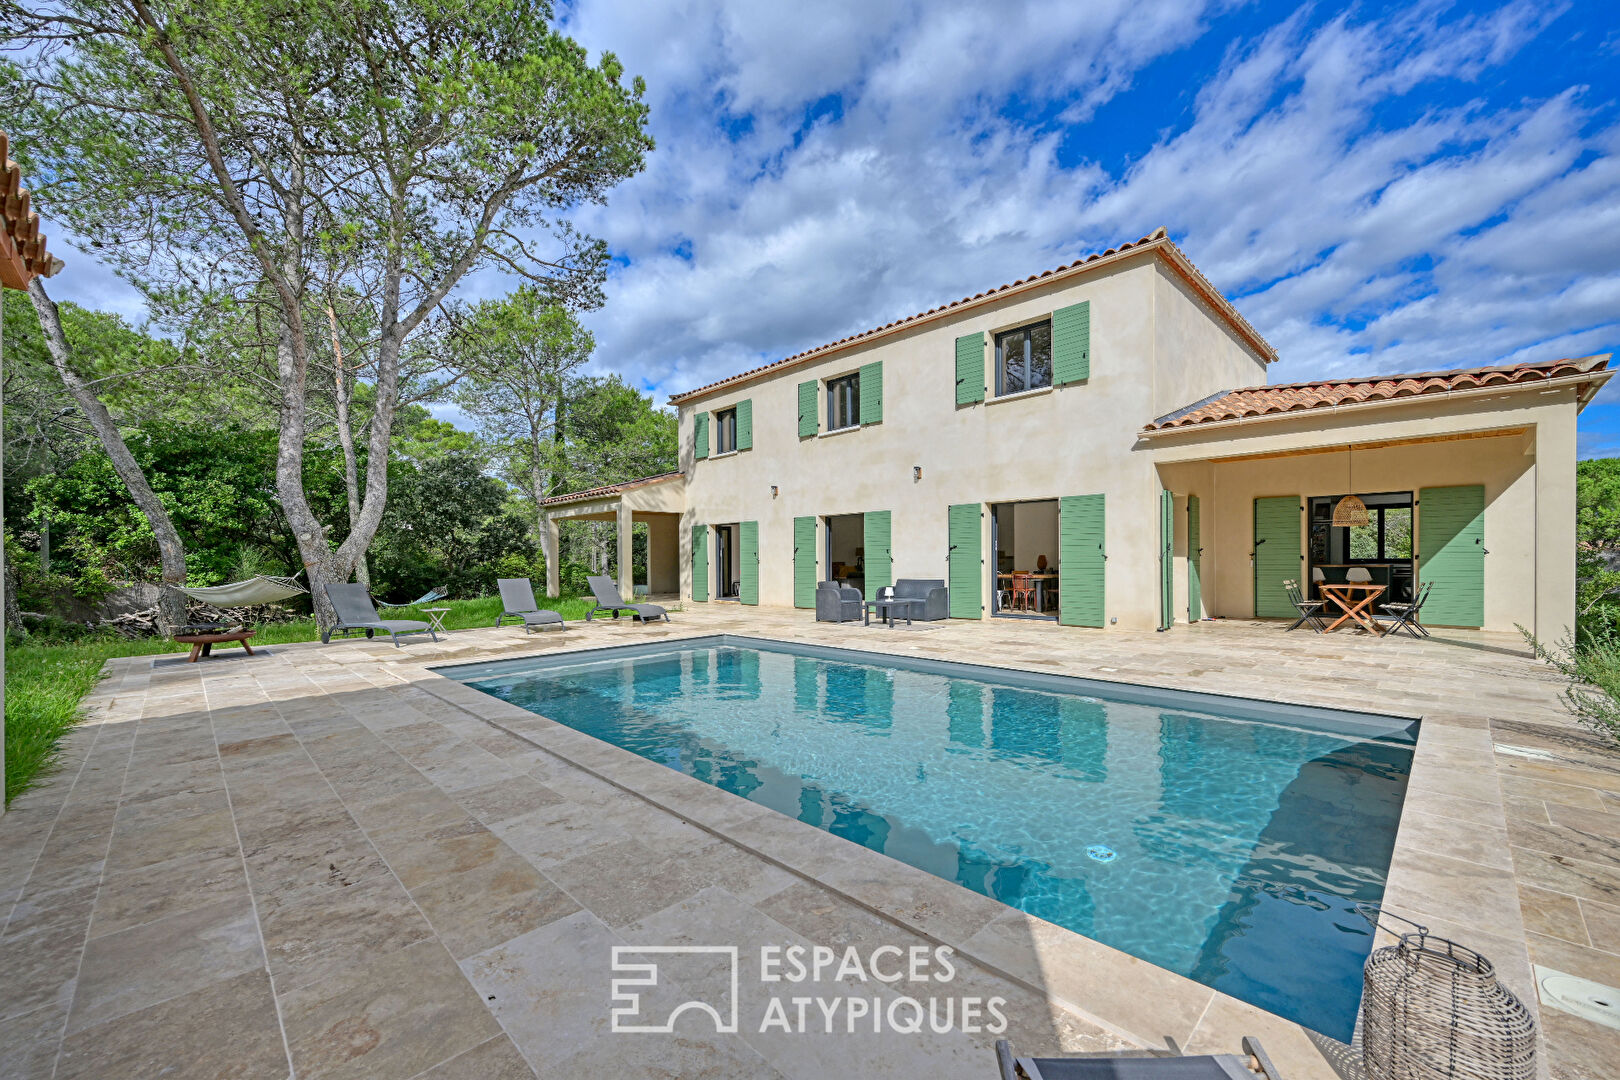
left=4, top=592, right=597, bottom=805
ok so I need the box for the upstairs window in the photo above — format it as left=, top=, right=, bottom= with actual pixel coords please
left=714, top=407, right=737, bottom=454
left=995, top=320, right=1053, bottom=396
left=827, top=372, right=860, bottom=431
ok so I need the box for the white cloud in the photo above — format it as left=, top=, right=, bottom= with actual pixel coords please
left=35, top=1, right=1620, bottom=423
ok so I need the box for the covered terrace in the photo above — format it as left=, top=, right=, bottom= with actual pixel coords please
left=539, top=471, right=685, bottom=601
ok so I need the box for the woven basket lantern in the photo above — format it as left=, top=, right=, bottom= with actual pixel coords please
left=1362, top=927, right=1535, bottom=1080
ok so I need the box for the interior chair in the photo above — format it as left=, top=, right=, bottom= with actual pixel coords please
left=1345, top=566, right=1373, bottom=584
left=1010, top=572, right=1036, bottom=613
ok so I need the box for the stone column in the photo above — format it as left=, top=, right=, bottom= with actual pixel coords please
left=616, top=502, right=634, bottom=602
left=1534, top=413, right=1578, bottom=642
left=543, top=516, right=561, bottom=598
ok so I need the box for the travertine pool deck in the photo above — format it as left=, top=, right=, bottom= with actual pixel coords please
left=2, top=607, right=1617, bottom=1079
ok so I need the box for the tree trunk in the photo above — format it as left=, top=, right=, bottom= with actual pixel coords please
left=326, top=302, right=369, bottom=587
left=4, top=556, right=22, bottom=635
left=28, top=279, right=190, bottom=635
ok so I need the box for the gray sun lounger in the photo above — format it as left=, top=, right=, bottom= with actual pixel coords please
left=995, top=1038, right=1283, bottom=1080
left=585, top=575, right=669, bottom=623
left=321, top=582, right=437, bottom=647
left=495, top=578, right=566, bottom=634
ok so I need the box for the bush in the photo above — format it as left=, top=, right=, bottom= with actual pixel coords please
left=1523, top=623, right=1620, bottom=748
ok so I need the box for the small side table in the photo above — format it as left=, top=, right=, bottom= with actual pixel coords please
left=420, top=607, right=452, bottom=634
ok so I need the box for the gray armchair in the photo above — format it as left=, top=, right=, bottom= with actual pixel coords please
left=816, top=580, right=864, bottom=622
left=893, top=578, right=949, bottom=621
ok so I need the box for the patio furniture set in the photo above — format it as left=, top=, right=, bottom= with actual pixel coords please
left=1284, top=573, right=1432, bottom=638
left=816, top=578, right=950, bottom=627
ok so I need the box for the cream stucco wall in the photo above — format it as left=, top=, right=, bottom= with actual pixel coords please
left=1150, top=386, right=1583, bottom=639
left=676, top=251, right=1268, bottom=629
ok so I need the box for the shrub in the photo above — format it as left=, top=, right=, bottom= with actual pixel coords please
left=1523, top=623, right=1620, bottom=748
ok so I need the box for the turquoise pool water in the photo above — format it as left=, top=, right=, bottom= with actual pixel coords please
left=447, top=636, right=1415, bottom=1039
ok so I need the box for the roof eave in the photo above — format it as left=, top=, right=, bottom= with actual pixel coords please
left=668, top=236, right=1275, bottom=406
left=1138, top=368, right=1614, bottom=439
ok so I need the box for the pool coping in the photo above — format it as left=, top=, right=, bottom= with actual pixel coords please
left=399, top=627, right=1528, bottom=1080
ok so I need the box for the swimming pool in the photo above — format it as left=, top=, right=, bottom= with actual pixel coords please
left=445, top=636, right=1415, bottom=1039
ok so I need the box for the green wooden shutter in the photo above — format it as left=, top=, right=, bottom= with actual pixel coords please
left=798, top=380, right=818, bottom=438
left=955, top=333, right=985, bottom=405
left=691, top=524, right=709, bottom=602
left=1059, top=494, right=1106, bottom=627
left=694, top=412, right=709, bottom=460
left=1418, top=485, right=1485, bottom=627
left=1160, top=489, right=1174, bottom=630
left=863, top=511, right=892, bottom=601
left=1187, top=495, right=1202, bottom=622
left=739, top=520, right=759, bottom=605
left=793, top=516, right=817, bottom=608
left=1253, top=496, right=1302, bottom=618
left=948, top=503, right=982, bottom=618
left=1052, top=300, right=1091, bottom=384
left=859, top=361, right=883, bottom=424
left=735, top=399, right=752, bottom=450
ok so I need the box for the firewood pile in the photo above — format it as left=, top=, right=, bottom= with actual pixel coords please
left=101, top=601, right=303, bottom=639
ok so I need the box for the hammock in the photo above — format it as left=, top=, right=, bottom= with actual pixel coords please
left=174, top=574, right=308, bottom=607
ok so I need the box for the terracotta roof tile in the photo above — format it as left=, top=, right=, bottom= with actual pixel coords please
left=667, top=228, right=1276, bottom=404
left=1144, top=356, right=1611, bottom=432
left=541, top=471, right=683, bottom=506
left=1, top=131, right=61, bottom=290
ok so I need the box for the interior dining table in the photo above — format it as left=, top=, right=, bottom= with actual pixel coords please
left=997, top=572, right=1057, bottom=613
left=1317, top=581, right=1386, bottom=635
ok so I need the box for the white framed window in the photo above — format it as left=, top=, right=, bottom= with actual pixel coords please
left=826, top=372, right=860, bottom=431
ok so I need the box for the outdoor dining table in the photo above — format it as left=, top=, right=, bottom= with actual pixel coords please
left=1317, top=582, right=1386, bottom=635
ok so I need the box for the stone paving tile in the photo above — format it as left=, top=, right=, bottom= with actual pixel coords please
left=408, top=851, right=579, bottom=960
left=280, top=937, right=500, bottom=1080
left=68, top=895, right=264, bottom=1033
left=90, top=848, right=249, bottom=940
left=415, top=1033, right=536, bottom=1079
left=0, top=1001, right=67, bottom=1080
left=55, top=968, right=287, bottom=1080
left=259, top=869, right=435, bottom=991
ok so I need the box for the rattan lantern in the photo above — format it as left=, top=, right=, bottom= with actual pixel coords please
left=1334, top=443, right=1370, bottom=527
left=1362, top=925, right=1536, bottom=1080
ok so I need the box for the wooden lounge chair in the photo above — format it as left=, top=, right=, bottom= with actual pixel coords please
left=495, top=578, right=566, bottom=634
left=321, top=582, right=437, bottom=647
left=995, top=1037, right=1283, bottom=1080
left=585, top=575, right=669, bottom=623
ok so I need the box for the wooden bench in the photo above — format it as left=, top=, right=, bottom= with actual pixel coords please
left=172, top=629, right=256, bottom=662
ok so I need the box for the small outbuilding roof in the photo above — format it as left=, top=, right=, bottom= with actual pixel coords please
left=1143, top=355, right=1612, bottom=433
left=540, top=471, right=684, bottom=507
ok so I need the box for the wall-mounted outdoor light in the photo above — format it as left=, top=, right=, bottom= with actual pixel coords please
left=913, top=465, right=923, bottom=481
left=771, top=485, right=779, bottom=498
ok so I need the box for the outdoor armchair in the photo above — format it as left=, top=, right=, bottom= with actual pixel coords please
left=495, top=578, right=566, bottom=634
left=816, top=580, right=864, bottom=622
left=585, top=575, right=669, bottom=623
left=321, top=582, right=437, bottom=647
left=892, top=578, right=949, bottom=621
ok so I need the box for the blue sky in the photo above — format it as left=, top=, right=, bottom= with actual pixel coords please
left=44, top=1, right=1620, bottom=455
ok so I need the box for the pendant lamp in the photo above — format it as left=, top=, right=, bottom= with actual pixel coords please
left=1333, top=444, right=1369, bottom=527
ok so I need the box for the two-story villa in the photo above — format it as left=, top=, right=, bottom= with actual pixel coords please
left=541, top=229, right=1609, bottom=640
